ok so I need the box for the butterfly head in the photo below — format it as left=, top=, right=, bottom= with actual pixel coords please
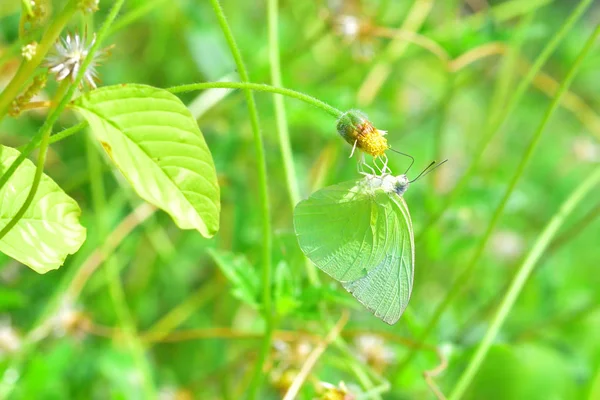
left=393, top=174, right=409, bottom=196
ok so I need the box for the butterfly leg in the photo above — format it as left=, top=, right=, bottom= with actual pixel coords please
left=357, top=153, right=377, bottom=177
left=349, top=139, right=358, bottom=158
left=381, top=154, right=391, bottom=175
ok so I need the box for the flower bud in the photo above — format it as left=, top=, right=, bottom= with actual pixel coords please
left=9, top=74, right=47, bottom=117
left=336, top=110, right=389, bottom=157
left=21, top=42, right=38, bottom=61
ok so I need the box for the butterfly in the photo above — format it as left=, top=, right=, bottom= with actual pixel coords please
left=294, top=158, right=445, bottom=324
left=294, top=172, right=414, bottom=324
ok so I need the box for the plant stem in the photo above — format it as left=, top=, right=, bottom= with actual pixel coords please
left=0, top=0, right=79, bottom=121
left=85, top=132, right=155, bottom=397
left=396, top=10, right=599, bottom=377
left=0, top=0, right=125, bottom=239
left=0, top=78, right=68, bottom=240
left=267, top=0, right=320, bottom=287
left=268, top=0, right=299, bottom=208
left=1, top=122, right=87, bottom=186
left=207, top=1, right=273, bottom=398
left=168, top=81, right=343, bottom=118
left=416, top=0, right=594, bottom=241
left=449, top=165, right=600, bottom=399
left=108, top=0, right=172, bottom=35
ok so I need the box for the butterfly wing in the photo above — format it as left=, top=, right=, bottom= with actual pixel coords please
left=294, top=180, right=414, bottom=324
left=342, top=194, right=414, bottom=324
left=294, top=179, right=389, bottom=282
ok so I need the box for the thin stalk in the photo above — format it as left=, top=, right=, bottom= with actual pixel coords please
left=357, top=0, right=433, bottom=106
left=267, top=0, right=320, bottom=286
left=397, top=16, right=600, bottom=377
left=268, top=0, right=299, bottom=208
left=0, top=0, right=79, bottom=120
left=86, top=135, right=155, bottom=397
left=168, top=82, right=343, bottom=118
left=141, top=284, right=221, bottom=343
left=0, top=122, right=88, bottom=193
left=0, top=0, right=126, bottom=239
left=455, top=197, right=600, bottom=342
left=449, top=165, right=600, bottom=400
left=207, top=1, right=273, bottom=399
left=108, top=0, right=172, bottom=35
left=416, top=0, right=595, bottom=241
left=0, top=79, right=68, bottom=241
left=3, top=79, right=340, bottom=191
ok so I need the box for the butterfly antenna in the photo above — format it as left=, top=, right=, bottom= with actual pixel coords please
left=389, top=147, right=415, bottom=174
left=409, top=159, right=448, bottom=183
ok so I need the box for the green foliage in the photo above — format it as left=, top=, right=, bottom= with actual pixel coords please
left=209, top=249, right=260, bottom=310
left=0, top=145, right=86, bottom=273
left=460, top=344, right=576, bottom=400
left=74, top=84, right=220, bottom=238
left=1, top=0, right=600, bottom=399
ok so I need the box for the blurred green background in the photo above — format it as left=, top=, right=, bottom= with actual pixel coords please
left=1, top=0, right=600, bottom=398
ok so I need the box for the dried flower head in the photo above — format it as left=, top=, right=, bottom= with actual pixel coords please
left=26, top=0, right=51, bottom=28
left=318, top=381, right=357, bottom=400
left=0, top=321, right=21, bottom=355
left=333, top=15, right=361, bottom=40
left=337, top=110, right=389, bottom=157
left=572, top=136, right=600, bottom=163
left=45, top=32, right=111, bottom=89
left=354, top=334, right=395, bottom=372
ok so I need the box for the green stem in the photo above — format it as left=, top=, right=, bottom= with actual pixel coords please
left=0, top=0, right=79, bottom=121
left=268, top=0, right=299, bottom=208
left=168, top=81, right=343, bottom=118
left=207, top=1, right=273, bottom=399
left=0, top=78, right=68, bottom=240
left=396, top=15, right=600, bottom=378
left=0, top=122, right=88, bottom=195
left=108, top=0, right=171, bottom=35
left=267, top=0, right=320, bottom=287
left=2, top=79, right=340, bottom=194
left=0, top=0, right=126, bottom=240
left=415, top=0, right=594, bottom=242
left=449, top=165, right=600, bottom=400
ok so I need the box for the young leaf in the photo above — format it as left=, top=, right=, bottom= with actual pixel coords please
left=208, top=249, right=260, bottom=310
left=0, top=145, right=86, bottom=273
left=73, top=84, right=220, bottom=238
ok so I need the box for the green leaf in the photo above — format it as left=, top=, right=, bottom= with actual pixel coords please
left=294, top=177, right=414, bottom=324
left=209, top=249, right=260, bottom=309
left=73, top=84, right=220, bottom=237
left=0, top=145, right=86, bottom=273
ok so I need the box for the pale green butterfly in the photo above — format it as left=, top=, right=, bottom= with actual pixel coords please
left=294, top=160, right=444, bottom=324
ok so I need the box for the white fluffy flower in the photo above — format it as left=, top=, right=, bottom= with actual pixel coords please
left=45, top=32, right=110, bottom=89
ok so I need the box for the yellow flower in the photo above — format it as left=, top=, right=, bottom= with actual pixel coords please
left=337, top=110, right=389, bottom=157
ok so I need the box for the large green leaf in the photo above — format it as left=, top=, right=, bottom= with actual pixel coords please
left=0, top=146, right=86, bottom=273
left=74, top=84, right=220, bottom=237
